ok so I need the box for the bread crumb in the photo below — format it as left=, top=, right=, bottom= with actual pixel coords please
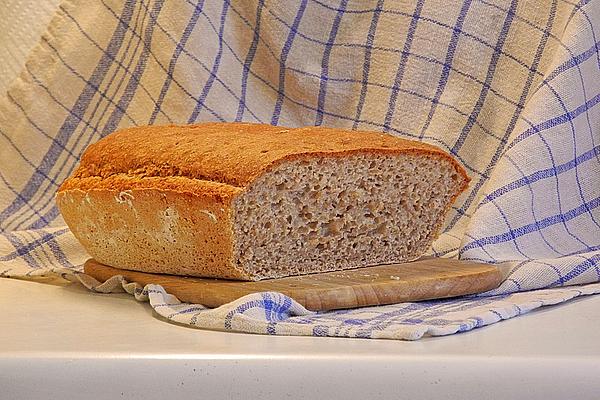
left=390, top=275, right=401, bottom=280
left=161, top=206, right=179, bottom=243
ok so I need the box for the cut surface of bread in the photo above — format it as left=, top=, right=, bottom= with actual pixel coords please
left=57, top=123, right=469, bottom=281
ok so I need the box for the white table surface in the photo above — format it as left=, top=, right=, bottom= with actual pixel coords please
left=1, top=277, right=599, bottom=400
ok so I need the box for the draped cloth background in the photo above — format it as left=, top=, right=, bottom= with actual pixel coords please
left=1, top=0, right=599, bottom=340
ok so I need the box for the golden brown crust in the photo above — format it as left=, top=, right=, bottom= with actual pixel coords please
left=60, top=123, right=469, bottom=190
left=57, top=183, right=250, bottom=280
left=59, top=174, right=242, bottom=205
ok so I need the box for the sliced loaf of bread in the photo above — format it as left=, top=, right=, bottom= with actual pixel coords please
left=57, top=123, right=469, bottom=280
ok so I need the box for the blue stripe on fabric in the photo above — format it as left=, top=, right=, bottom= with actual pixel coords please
left=176, top=0, right=262, bottom=122
left=537, top=40, right=600, bottom=93
left=550, top=253, right=600, bottom=286
left=507, top=278, right=523, bottom=291
left=33, top=230, right=73, bottom=269
left=8, top=67, right=105, bottom=230
left=460, top=195, right=600, bottom=253
left=567, top=0, right=594, bottom=22
left=41, top=37, right=139, bottom=125
left=519, top=28, right=599, bottom=178
left=314, top=0, right=349, bottom=126
left=26, top=207, right=62, bottom=230
left=5, top=1, right=148, bottom=231
left=539, top=79, right=600, bottom=233
left=235, top=0, right=265, bottom=121
left=352, top=0, right=384, bottom=129
left=266, top=322, right=277, bottom=335
left=463, top=231, right=496, bottom=260
left=0, top=228, right=69, bottom=262
left=24, top=0, right=166, bottom=230
left=267, top=2, right=541, bottom=79
left=59, top=3, right=172, bottom=123
left=567, top=0, right=600, bottom=69
left=382, top=0, right=425, bottom=132
left=152, top=302, right=186, bottom=309
left=262, top=292, right=294, bottom=321
left=306, top=0, right=382, bottom=13
left=262, top=292, right=273, bottom=321
left=103, top=0, right=233, bottom=122
left=448, top=1, right=556, bottom=230
left=149, top=0, right=204, bottom=124
left=0, top=173, right=50, bottom=229
left=418, top=0, right=472, bottom=138
left=450, top=0, right=517, bottom=154
left=481, top=144, right=600, bottom=206
left=19, top=65, right=99, bottom=136
left=207, top=9, right=505, bottom=140
left=469, top=44, right=596, bottom=245
left=489, top=197, right=531, bottom=259
left=431, top=247, right=459, bottom=258
left=5, top=92, right=78, bottom=159
left=574, top=55, right=600, bottom=171
left=477, top=0, right=567, bottom=53
left=565, top=245, right=600, bottom=257
left=484, top=0, right=599, bottom=102
left=187, top=1, right=231, bottom=123
left=270, top=0, right=308, bottom=125
left=204, top=1, right=514, bottom=142
left=104, top=0, right=166, bottom=133
left=166, top=306, right=206, bottom=319
left=222, top=299, right=263, bottom=329
left=503, top=154, right=563, bottom=256
left=5, top=232, right=41, bottom=270
left=547, top=262, right=566, bottom=285
left=77, top=0, right=147, bottom=141
left=0, top=127, right=60, bottom=188
left=0, top=1, right=137, bottom=225
left=207, top=0, right=482, bottom=130
left=259, top=2, right=547, bottom=124
left=505, top=91, right=600, bottom=153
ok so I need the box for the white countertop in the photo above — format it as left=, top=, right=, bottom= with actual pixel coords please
left=1, top=277, right=599, bottom=400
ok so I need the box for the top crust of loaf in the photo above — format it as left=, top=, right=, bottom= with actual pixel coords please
left=60, top=123, right=469, bottom=190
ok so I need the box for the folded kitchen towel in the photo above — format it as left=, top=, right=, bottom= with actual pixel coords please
left=1, top=0, right=599, bottom=340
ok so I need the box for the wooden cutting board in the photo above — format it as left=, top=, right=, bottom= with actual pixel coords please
left=84, top=258, right=502, bottom=311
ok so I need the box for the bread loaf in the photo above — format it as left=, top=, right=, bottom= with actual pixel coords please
left=57, top=123, right=469, bottom=281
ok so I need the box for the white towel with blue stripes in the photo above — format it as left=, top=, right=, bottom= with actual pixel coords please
left=1, top=0, right=599, bottom=340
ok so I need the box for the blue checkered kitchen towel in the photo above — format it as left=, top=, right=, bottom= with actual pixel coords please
left=1, top=0, right=599, bottom=340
